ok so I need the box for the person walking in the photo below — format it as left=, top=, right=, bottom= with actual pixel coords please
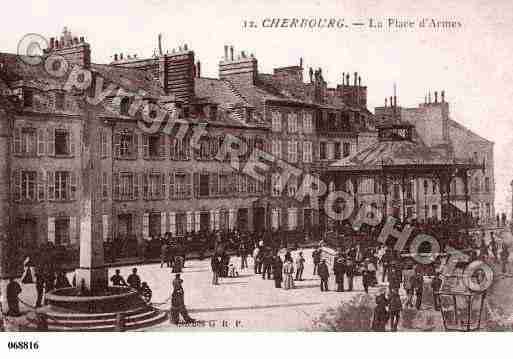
left=318, top=259, right=330, bottom=292
left=388, top=288, right=402, bottom=332
left=239, top=242, right=248, bottom=270
left=35, top=271, right=45, bottom=308
left=6, top=278, right=22, bottom=317
left=431, top=272, right=442, bottom=311
left=333, top=254, right=346, bottom=292
left=273, top=255, right=283, bottom=288
left=345, top=257, right=355, bottom=291
left=160, top=243, right=169, bottom=268
left=283, top=255, right=295, bottom=290
left=253, top=245, right=261, bottom=274
left=372, top=290, right=389, bottom=332
left=21, top=256, right=34, bottom=284
left=490, top=233, right=498, bottom=262
left=402, top=265, right=415, bottom=308
left=361, top=258, right=376, bottom=294
left=262, top=249, right=273, bottom=280
left=312, top=247, right=321, bottom=276
left=412, top=271, right=424, bottom=310
left=170, top=274, right=194, bottom=325
left=211, top=254, right=221, bottom=285
left=295, top=252, right=305, bottom=281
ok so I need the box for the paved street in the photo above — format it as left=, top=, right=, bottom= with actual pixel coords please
left=16, top=249, right=385, bottom=331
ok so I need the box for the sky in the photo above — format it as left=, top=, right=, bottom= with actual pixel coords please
left=1, top=0, right=512, bottom=215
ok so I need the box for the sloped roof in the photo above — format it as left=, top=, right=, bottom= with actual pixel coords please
left=194, top=77, right=251, bottom=108
left=330, top=138, right=451, bottom=170
left=448, top=118, right=492, bottom=144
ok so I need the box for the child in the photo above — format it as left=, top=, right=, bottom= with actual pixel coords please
left=228, top=263, right=239, bottom=277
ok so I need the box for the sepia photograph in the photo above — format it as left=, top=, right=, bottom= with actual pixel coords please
left=0, top=1, right=512, bottom=355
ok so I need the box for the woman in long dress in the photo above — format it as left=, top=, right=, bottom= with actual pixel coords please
left=283, top=258, right=295, bottom=290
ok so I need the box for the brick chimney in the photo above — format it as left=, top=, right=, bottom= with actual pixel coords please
left=45, top=27, right=91, bottom=68
left=219, top=45, right=258, bottom=86
left=114, top=44, right=196, bottom=104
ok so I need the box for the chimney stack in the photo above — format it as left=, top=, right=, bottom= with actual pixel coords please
left=428, top=92, right=431, bottom=104
left=393, top=95, right=397, bottom=108
left=299, top=57, right=303, bottom=68
left=353, top=72, right=357, bottom=86
left=358, top=76, right=361, bottom=87
left=50, top=37, right=55, bottom=49
left=434, top=91, right=438, bottom=103
left=346, top=73, right=350, bottom=86
left=230, top=46, right=234, bottom=61
left=342, top=72, right=345, bottom=86
left=224, top=45, right=228, bottom=60
left=46, top=28, right=91, bottom=68
left=441, top=90, right=445, bottom=103
left=114, top=54, right=118, bottom=61
left=196, top=61, right=201, bottom=78
left=385, top=98, right=388, bottom=108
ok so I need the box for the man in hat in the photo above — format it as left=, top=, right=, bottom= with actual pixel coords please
left=6, top=278, right=22, bottom=317
left=388, top=288, right=402, bottom=331
left=318, top=259, right=330, bottom=292
left=312, top=247, right=322, bottom=276
left=333, top=253, right=346, bottom=292
left=127, top=268, right=141, bottom=290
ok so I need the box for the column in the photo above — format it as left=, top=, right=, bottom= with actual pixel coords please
left=74, top=108, right=108, bottom=292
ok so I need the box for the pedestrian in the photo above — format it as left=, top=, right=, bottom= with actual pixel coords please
left=318, top=259, right=330, bottom=292
left=388, top=288, right=402, bottom=332
left=295, top=251, right=305, bottom=281
left=127, top=268, right=141, bottom=290
left=361, top=258, right=376, bottom=294
left=211, top=254, right=221, bottom=285
left=35, top=272, right=45, bottom=308
left=372, top=290, right=389, bottom=332
left=345, top=257, right=355, bottom=291
left=21, top=256, right=34, bottom=284
left=412, top=271, right=424, bottom=310
left=312, top=247, right=321, bottom=275
left=490, top=233, right=498, bottom=262
left=161, top=243, right=169, bottom=268
left=110, top=269, right=127, bottom=286
left=253, top=245, right=261, bottom=274
left=402, top=265, right=415, bottom=308
left=6, top=278, right=22, bottom=317
left=173, top=255, right=184, bottom=273
left=262, top=249, right=273, bottom=280
left=170, top=274, right=194, bottom=325
left=273, top=255, right=283, bottom=288
left=239, top=241, right=248, bottom=270
left=388, top=263, right=402, bottom=292
left=333, top=254, right=345, bottom=292
left=283, top=254, right=295, bottom=290
left=431, top=272, right=442, bottom=311
left=500, top=244, right=510, bottom=275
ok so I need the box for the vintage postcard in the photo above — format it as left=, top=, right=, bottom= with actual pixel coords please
left=0, top=0, right=512, bottom=349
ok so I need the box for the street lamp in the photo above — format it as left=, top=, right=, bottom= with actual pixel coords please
left=437, top=263, right=490, bottom=331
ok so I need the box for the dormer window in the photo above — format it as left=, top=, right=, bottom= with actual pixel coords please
left=55, top=92, right=65, bottom=110
left=378, top=124, right=413, bottom=142
left=120, top=97, right=130, bottom=116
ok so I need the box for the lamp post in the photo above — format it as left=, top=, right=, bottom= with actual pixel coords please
left=436, top=263, right=490, bottom=331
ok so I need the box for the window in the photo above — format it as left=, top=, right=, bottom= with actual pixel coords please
left=485, top=177, right=490, bottom=193
left=303, top=141, right=312, bottom=163
left=406, top=181, right=413, bottom=200
left=287, top=208, right=298, bottom=230
left=327, top=142, right=334, bottom=160
left=23, top=88, right=33, bottom=107
left=486, top=203, right=491, bottom=218
left=170, top=172, right=192, bottom=199
left=170, top=136, right=190, bottom=160
left=120, top=97, right=131, bottom=116
left=319, top=142, right=327, bottom=160
left=219, top=173, right=230, bottom=195
left=55, top=92, right=65, bottom=110
left=199, top=173, right=210, bottom=197
left=287, top=113, right=298, bottom=133
left=100, top=129, right=109, bottom=158
left=102, top=172, right=109, bottom=200
left=21, top=171, right=37, bottom=201
left=272, top=140, right=282, bottom=159
left=143, top=134, right=165, bottom=158
left=343, top=142, right=350, bottom=157
left=176, top=213, right=186, bottom=236
left=393, top=183, right=400, bottom=200
left=55, top=217, right=70, bottom=245
left=149, top=172, right=164, bottom=199
left=271, top=172, right=283, bottom=197
left=51, top=171, right=76, bottom=201
left=423, top=179, right=429, bottom=194
left=334, top=142, right=341, bottom=160
left=271, top=208, right=281, bottom=229
left=432, top=205, right=439, bottom=220
left=288, top=141, right=298, bottom=163
left=287, top=176, right=298, bottom=197
left=54, top=129, right=73, bottom=156
left=271, top=111, right=282, bottom=132
left=19, top=128, right=36, bottom=155
left=433, top=181, right=438, bottom=195
left=303, top=112, right=313, bottom=134
left=115, top=131, right=137, bottom=158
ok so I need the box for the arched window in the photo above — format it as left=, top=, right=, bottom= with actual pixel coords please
left=120, top=97, right=130, bottom=116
